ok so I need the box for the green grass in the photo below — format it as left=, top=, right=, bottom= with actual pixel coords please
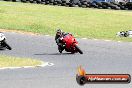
left=0, top=55, right=42, bottom=67
left=0, top=1, right=132, bottom=41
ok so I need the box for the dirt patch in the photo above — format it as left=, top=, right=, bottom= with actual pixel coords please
left=0, top=29, right=41, bottom=36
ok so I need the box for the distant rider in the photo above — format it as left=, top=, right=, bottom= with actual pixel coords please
left=0, top=32, right=12, bottom=50
left=0, top=32, right=6, bottom=42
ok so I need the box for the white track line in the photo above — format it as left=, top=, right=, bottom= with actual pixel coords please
left=81, top=38, right=127, bottom=43
left=82, top=38, right=87, bottom=40
left=104, top=40, right=111, bottom=42
left=93, top=39, right=98, bottom=41
left=47, top=63, right=54, bottom=66
left=117, top=41, right=122, bottom=43
left=45, top=35, right=50, bottom=36
left=0, top=62, right=54, bottom=70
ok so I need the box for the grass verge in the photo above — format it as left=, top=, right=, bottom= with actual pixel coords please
left=0, top=1, right=132, bottom=41
left=0, top=55, right=42, bottom=67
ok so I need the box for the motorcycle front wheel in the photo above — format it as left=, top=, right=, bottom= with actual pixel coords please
left=4, top=41, right=12, bottom=50
left=75, top=45, right=83, bottom=54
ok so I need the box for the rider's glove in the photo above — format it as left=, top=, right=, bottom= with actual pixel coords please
left=60, top=37, right=63, bottom=40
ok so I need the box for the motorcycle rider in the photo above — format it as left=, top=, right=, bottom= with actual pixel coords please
left=55, top=29, right=68, bottom=53
left=0, top=32, right=12, bottom=50
left=0, top=32, right=6, bottom=42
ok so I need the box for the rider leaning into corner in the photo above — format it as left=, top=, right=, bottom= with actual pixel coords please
left=55, top=29, right=70, bottom=53
left=0, top=32, right=12, bottom=50
left=0, top=32, right=6, bottom=41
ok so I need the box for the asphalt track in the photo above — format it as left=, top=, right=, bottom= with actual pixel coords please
left=0, top=32, right=132, bottom=88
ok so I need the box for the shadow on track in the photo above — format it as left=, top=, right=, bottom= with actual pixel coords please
left=0, top=49, right=6, bottom=50
left=34, top=52, right=75, bottom=56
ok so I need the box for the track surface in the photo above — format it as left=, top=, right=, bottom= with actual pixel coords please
left=0, top=32, right=132, bottom=88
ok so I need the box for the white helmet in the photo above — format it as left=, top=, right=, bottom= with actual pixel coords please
left=0, top=32, right=6, bottom=41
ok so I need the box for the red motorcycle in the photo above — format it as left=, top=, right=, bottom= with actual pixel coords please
left=58, top=34, right=83, bottom=54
